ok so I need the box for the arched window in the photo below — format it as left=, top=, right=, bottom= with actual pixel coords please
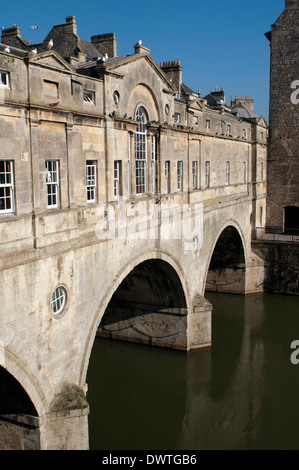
left=135, top=107, right=148, bottom=194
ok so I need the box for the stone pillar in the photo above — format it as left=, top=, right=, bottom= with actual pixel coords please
left=39, top=383, right=89, bottom=450
left=187, top=295, right=212, bottom=351
left=130, top=132, right=136, bottom=196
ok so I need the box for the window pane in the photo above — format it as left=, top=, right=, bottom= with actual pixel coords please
left=135, top=107, right=147, bottom=194
left=46, top=160, right=59, bottom=208
left=0, top=160, right=14, bottom=213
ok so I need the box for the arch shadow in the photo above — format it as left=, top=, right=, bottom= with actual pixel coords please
left=80, top=251, right=190, bottom=384
left=204, top=223, right=246, bottom=295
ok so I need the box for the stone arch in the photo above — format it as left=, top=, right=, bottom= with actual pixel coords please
left=204, top=220, right=247, bottom=294
left=0, top=366, right=38, bottom=416
left=80, top=250, right=190, bottom=384
left=0, top=350, right=47, bottom=418
left=127, top=83, right=160, bottom=122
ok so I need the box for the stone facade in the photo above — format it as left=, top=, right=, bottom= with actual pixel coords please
left=0, top=16, right=267, bottom=449
left=265, top=0, right=299, bottom=233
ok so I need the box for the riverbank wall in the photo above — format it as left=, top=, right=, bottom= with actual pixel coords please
left=252, top=240, right=299, bottom=295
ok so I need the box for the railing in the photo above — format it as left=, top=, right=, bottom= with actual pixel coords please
left=255, top=227, right=299, bottom=242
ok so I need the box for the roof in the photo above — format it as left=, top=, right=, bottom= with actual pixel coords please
left=230, top=102, right=258, bottom=119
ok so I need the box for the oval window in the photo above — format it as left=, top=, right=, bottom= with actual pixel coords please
left=50, top=286, right=67, bottom=316
left=113, top=90, right=120, bottom=105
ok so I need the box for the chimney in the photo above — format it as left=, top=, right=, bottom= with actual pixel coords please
left=285, top=0, right=299, bottom=8
left=65, top=16, right=77, bottom=35
left=210, top=87, right=226, bottom=104
left=91, top=33, right=117, bottom=58
left=232, top=95, right=254, bottom=111
left=134, top=41, right=151, bottom=55
left=1, top=26, right=22, bottom=47
left=160, top=60, right=182, bottom=92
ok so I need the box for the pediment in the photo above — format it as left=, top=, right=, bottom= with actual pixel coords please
left=188, top=99, right=205, bottom=112
left=106, top=54, right=177, bottom=94
left=29, top=51, right=75, bottom=73
left=257, top=116, right=268, bottom=127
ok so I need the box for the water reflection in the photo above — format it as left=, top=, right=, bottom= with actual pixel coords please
left=87, top=293, right=299, bottom=450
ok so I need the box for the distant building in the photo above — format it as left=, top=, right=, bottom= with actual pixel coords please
left=265, top=0, right=299, bottom=233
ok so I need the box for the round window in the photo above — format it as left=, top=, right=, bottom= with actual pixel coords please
left=50, top=286, right=67, bottom=316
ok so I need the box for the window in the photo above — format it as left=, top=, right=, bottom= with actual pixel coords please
left=243, top=128, right=247, bottom=138
left=0, top=160, right=14, bottom=213
left=86, top=161, right=97, bottom=203
left=226, top=161, right=230, bottom=185
left=114, top=160, right=121, bottom=199
left=50, top=286, right=67, bottom=316
left=205, top=161, right=210, bottom=187
left=174, top=112, right=180, bottom=123
left=260, top=162, right=264, bottom=181
left=45, top=160, right=59, bottom=208
left=127, top=133, right=131, bottom=197
left=83, top=90, right=95, bottom=105
left=192, top=161, right=198, bottom=189
left=151, top=135, right=156, bottom=194
left=227, top=124, right=231, bottom=135
left=205, top=119, right=211, bottom=129
left=0, top=71, right=9, bottom=88
left=243, top=162, right=247, bottom=183
left=177, top=161, right=183, bottom=191
left=165, top=161, right=170, bottom=193
left=135, top=107, right=147, bottom=195
left=113, top=90, right=120, bottom=105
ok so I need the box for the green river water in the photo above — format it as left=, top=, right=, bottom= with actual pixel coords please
left=86, top=292, right=299, bottom=450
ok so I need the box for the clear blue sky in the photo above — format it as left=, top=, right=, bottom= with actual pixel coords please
left=1, top=0, right=285, bottom=119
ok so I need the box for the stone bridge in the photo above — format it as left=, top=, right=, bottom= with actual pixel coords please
left=0, top=192, right=264, bottom=449
left=0, top=34, right=266, bottom=449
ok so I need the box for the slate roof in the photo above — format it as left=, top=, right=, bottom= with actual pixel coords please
left=230, top=102, right=258, bottom=119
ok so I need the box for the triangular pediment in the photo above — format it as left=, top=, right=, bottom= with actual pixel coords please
left=257, top=116, right=268, bottom=127
left=188, top=99, right=206, bottom=112
left=106, top=53, right=177, bottom=93
left=29, top=51, right=75, bottom=73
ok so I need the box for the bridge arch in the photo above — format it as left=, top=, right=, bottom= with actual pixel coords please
left=80, top=250, right=191, bottom=384
left=0, top=366, right=38, bottom=416
left=204, top=221, right=247, bottom=294
left=0, top=351, right=47, bottom=419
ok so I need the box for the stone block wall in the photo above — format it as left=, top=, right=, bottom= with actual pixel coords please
left=266, top=1, right=299, bottom=231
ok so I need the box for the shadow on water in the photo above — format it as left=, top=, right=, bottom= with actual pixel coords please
left=86, top=293, right=299, bottom=450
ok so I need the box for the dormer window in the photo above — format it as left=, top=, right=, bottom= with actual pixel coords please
left=0, top=71, right=9, bottom=88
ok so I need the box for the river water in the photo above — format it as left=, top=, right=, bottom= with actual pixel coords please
left=86, top=293, right=299, bottom=450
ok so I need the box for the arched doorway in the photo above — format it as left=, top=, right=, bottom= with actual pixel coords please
left=96, top=259, right=188, bottom=350
left=0, top=366, right=39, bottom=450
left=205, top=225, right=246, bottom=294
